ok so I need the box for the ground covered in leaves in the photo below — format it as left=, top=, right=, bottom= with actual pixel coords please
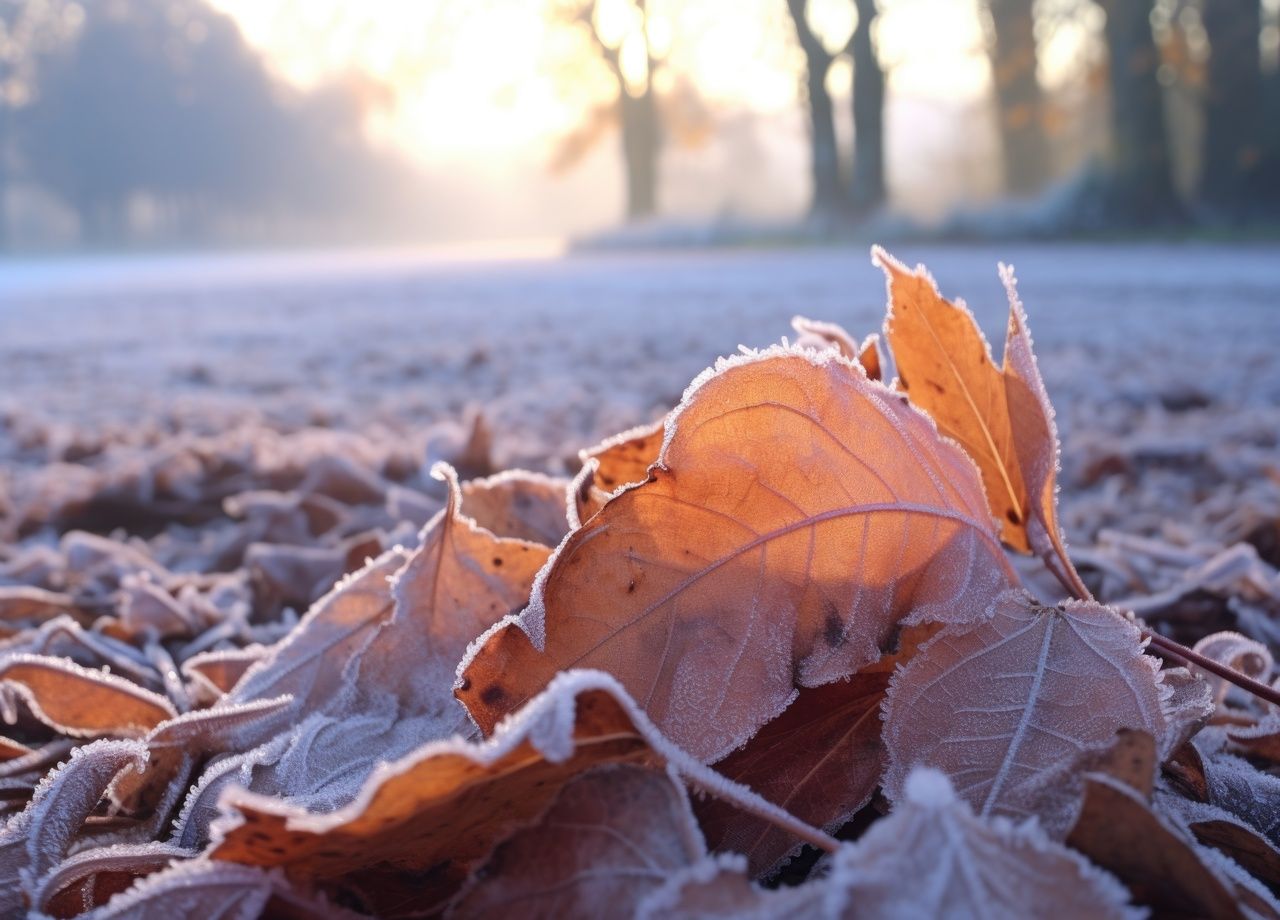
left=1, top=243, right=1280, bottom=918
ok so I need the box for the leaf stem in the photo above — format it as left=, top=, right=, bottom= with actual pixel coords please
left=1143, top=630, right=1280, bottom=708
left=677, top=763, right=841, bottom=855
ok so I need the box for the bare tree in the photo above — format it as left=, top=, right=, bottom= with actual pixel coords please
left=1097, top=0, right=1182, bottom=222
left=785, top=0, right=884, bottom=217
left=848, top=0, right=885, bottom=214
left=785, top=0, right=842, bottom=215
left=983, top=0, right=1049, bottom=196
left=554, top=0, right=663, bottom=220
left=1199, top=0, right=1271, bottom=215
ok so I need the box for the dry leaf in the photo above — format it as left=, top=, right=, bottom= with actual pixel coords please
left=1068, top=772, right=1244, bottom=918
left=696, top=669, right=889, bottom=876
left=570, top=418, right=665, bottom=526
left=460, top=469, right=569, bottom=546
left=0, top=740, right=147, bottom=914
left=211, top=670, right=829, bottom=916
left=460, top=348, right=1014, bottom=761
left=882, top=591, right=1168, bottom=836
left=1192, top=631, right=1274, bottom=704
left=876, top=249, right=1086, bottom=596
left=34, top=841, right=191, bottom=917
left=0, top=655, right=176, bottom=739
left=451, top=764, right=704, bottom=918
left=790, top=316, right=882, bottom=381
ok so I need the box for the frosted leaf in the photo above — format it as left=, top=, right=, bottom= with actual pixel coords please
left=171, top=735, right=290, bottom=851
left=0, top=586, right=82, bottom=629
left=451, top=764, right=704, bottom=918
left=116, top=576, right=193, bottom=640
left=0, top=739, right=147, bottom=913
left=635, top=853, right=817, bottom=920
left=1156, top=790, right=1280, bottom=898
left=1192, top=632, right=1274, bottom=705
left=460, top=468, right=570, bottom=546
left=790, top=316, right=882, bottom=381
left=1067, top=772, right=1243, bottom=918
left=0, top=654, right=176, bottom=739
left=1159, top=667, right=1216, bottom=755
left=31, top=841, right=191, bottom=916
left=72, top=859, right=272, bottom=920
left=570, top=417, right=665, bottom=527
left=1201, top=751, right=1280, bottom=848
left=210, top=670, right=832, bottom=915
left=227, top=548, right=407, bottom=711
left=828, top=767, right=1139, bottom=919
left=875, top=250, right=1085, bottom=595
left=109, top=696, right=294, bottom=818
left=697, top=668, right=889, bottom=875
left=883, top=591, right=1168, bottom=836
left=180, top=646, right=267, bottom=702
left=460, top=347, right=1014, bottom=762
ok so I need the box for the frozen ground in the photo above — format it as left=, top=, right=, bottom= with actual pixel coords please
left=3, top=242, right=1278, bottom=472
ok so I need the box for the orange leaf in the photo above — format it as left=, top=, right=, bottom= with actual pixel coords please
left=571, top=417, right=665, bottom=526
left=0, top=655, right=176, bottom=738
left=460, top=348, right=1014, bottom=761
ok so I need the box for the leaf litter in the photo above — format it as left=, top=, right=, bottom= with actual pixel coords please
left=0, top=248, right=1276, bottom=917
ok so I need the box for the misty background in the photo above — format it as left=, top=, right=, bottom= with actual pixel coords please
left=1, top=0, right=1279, bottom=252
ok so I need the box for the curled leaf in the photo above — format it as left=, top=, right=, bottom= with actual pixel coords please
left=461, top=348, right=1013, bottom=761
left=790, top=316, right=882, bottom=381
left=570, top=418, right=665, bottom=527
left=460, top=469, right=569, bottom=546
left=0, top=655, right=176, bottom=738
left=1191, top=632, right=1274, bottom=704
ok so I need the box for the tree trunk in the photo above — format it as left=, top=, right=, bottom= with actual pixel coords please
left=619, top=86, right=659, bottom=220
left=785, top=0, right=843, bottom=215
left=849, top=0, right=886, bottom=214
left=1098, top=0, right=1182, bottom=223
left=1200, top=0, right=1269, bottom=215
left=985, top=0, right=1048, bottom=196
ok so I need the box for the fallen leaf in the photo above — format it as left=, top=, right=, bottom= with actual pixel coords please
left=876, top=249, right=1086, bottom=596
left=460, top=348, right=1014, bottom=761
left=1068, top=772, right=1244, bottom=918
left=1192, top=631, right=1274, bottom=704
left=211, top=670, right=830, bottom=916
left=0, top=655, right=176, bottom=739
left=570, top=418, right=665, bottom=526
left=451, top=764, right=704, bottom=918
left=34, top=841, right=191, bottom=917
left=790, top=316, right=882, bottom=381
left=461, top=469, right=569, bottom=546
left=882, top=592, right=1168, bottom=835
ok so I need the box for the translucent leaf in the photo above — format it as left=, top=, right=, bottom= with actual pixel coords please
left=876, top=251, right=1085, bottom=595
left=570, top=417, right=665, bottom=526
left=210, top=670, right=830, bottom=916
left=451, top=764, right=704, bottom=918
left=883, top=592, right=1169, bottom=835
left=0, top=739, right=147, bottom=914
left=460, top=348, right=1014, bottom=762
left=0, top=654, right=176, bottom=739
left=460, top=469, right=570, bottom=546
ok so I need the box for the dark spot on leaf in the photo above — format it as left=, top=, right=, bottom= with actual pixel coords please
left=926, top=379, right=945, bottom=394
left=492, top=557, right=503, bottom=567
left=823, top=602, right=844, bottom=648
left=1006, top=509, right=1021, bottom=525
left=458, top=675, right=471, bottom=692
left=626, top=580, right=636, bottom=594
left=481, top=684, right=507, bottom=707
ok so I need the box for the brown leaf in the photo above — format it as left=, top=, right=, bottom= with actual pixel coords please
left=696, top=669, right=889, bottom=876
left=461, top=470, right=569, bottom=546
left=882, top=592, right=1168, bottom=836
left=1087, top=729, right=1158, bottom=798
left=571, top=417, right=665, bottom=526
left=451, top=765, right=704, bottom=918
left=211, top=670, right=829, bottom=916
left=1191, top=819, right=1280, bottom=897
left=1067, top=773, right=1244, bottom=918
left=0, top=655, right=176, bottom=738
left=34, top=841, right=191, bottom=917
left=180, top=646, right=266, bottom=701
left=460, top=348, right=1014, bottom=761
left=877, top=250, right=1086, bottom=596
left=790, top=316, right=882, bottom=381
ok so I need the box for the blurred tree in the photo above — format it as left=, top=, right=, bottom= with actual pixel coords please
left=13, top=0, right=409, bottom=246
left=1199, top=0, right=1277, bottom=215
left=848, top=0, right=885, bottom=214
left=549, top=0, right=665, bottom=219
left=784, top=0, right=884, bottom=216
left=786, top=0, right=842, bottom=215
left=983, top=0, right=1049, bottom=196
left=1097, top=0, right=1183, bottom=222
